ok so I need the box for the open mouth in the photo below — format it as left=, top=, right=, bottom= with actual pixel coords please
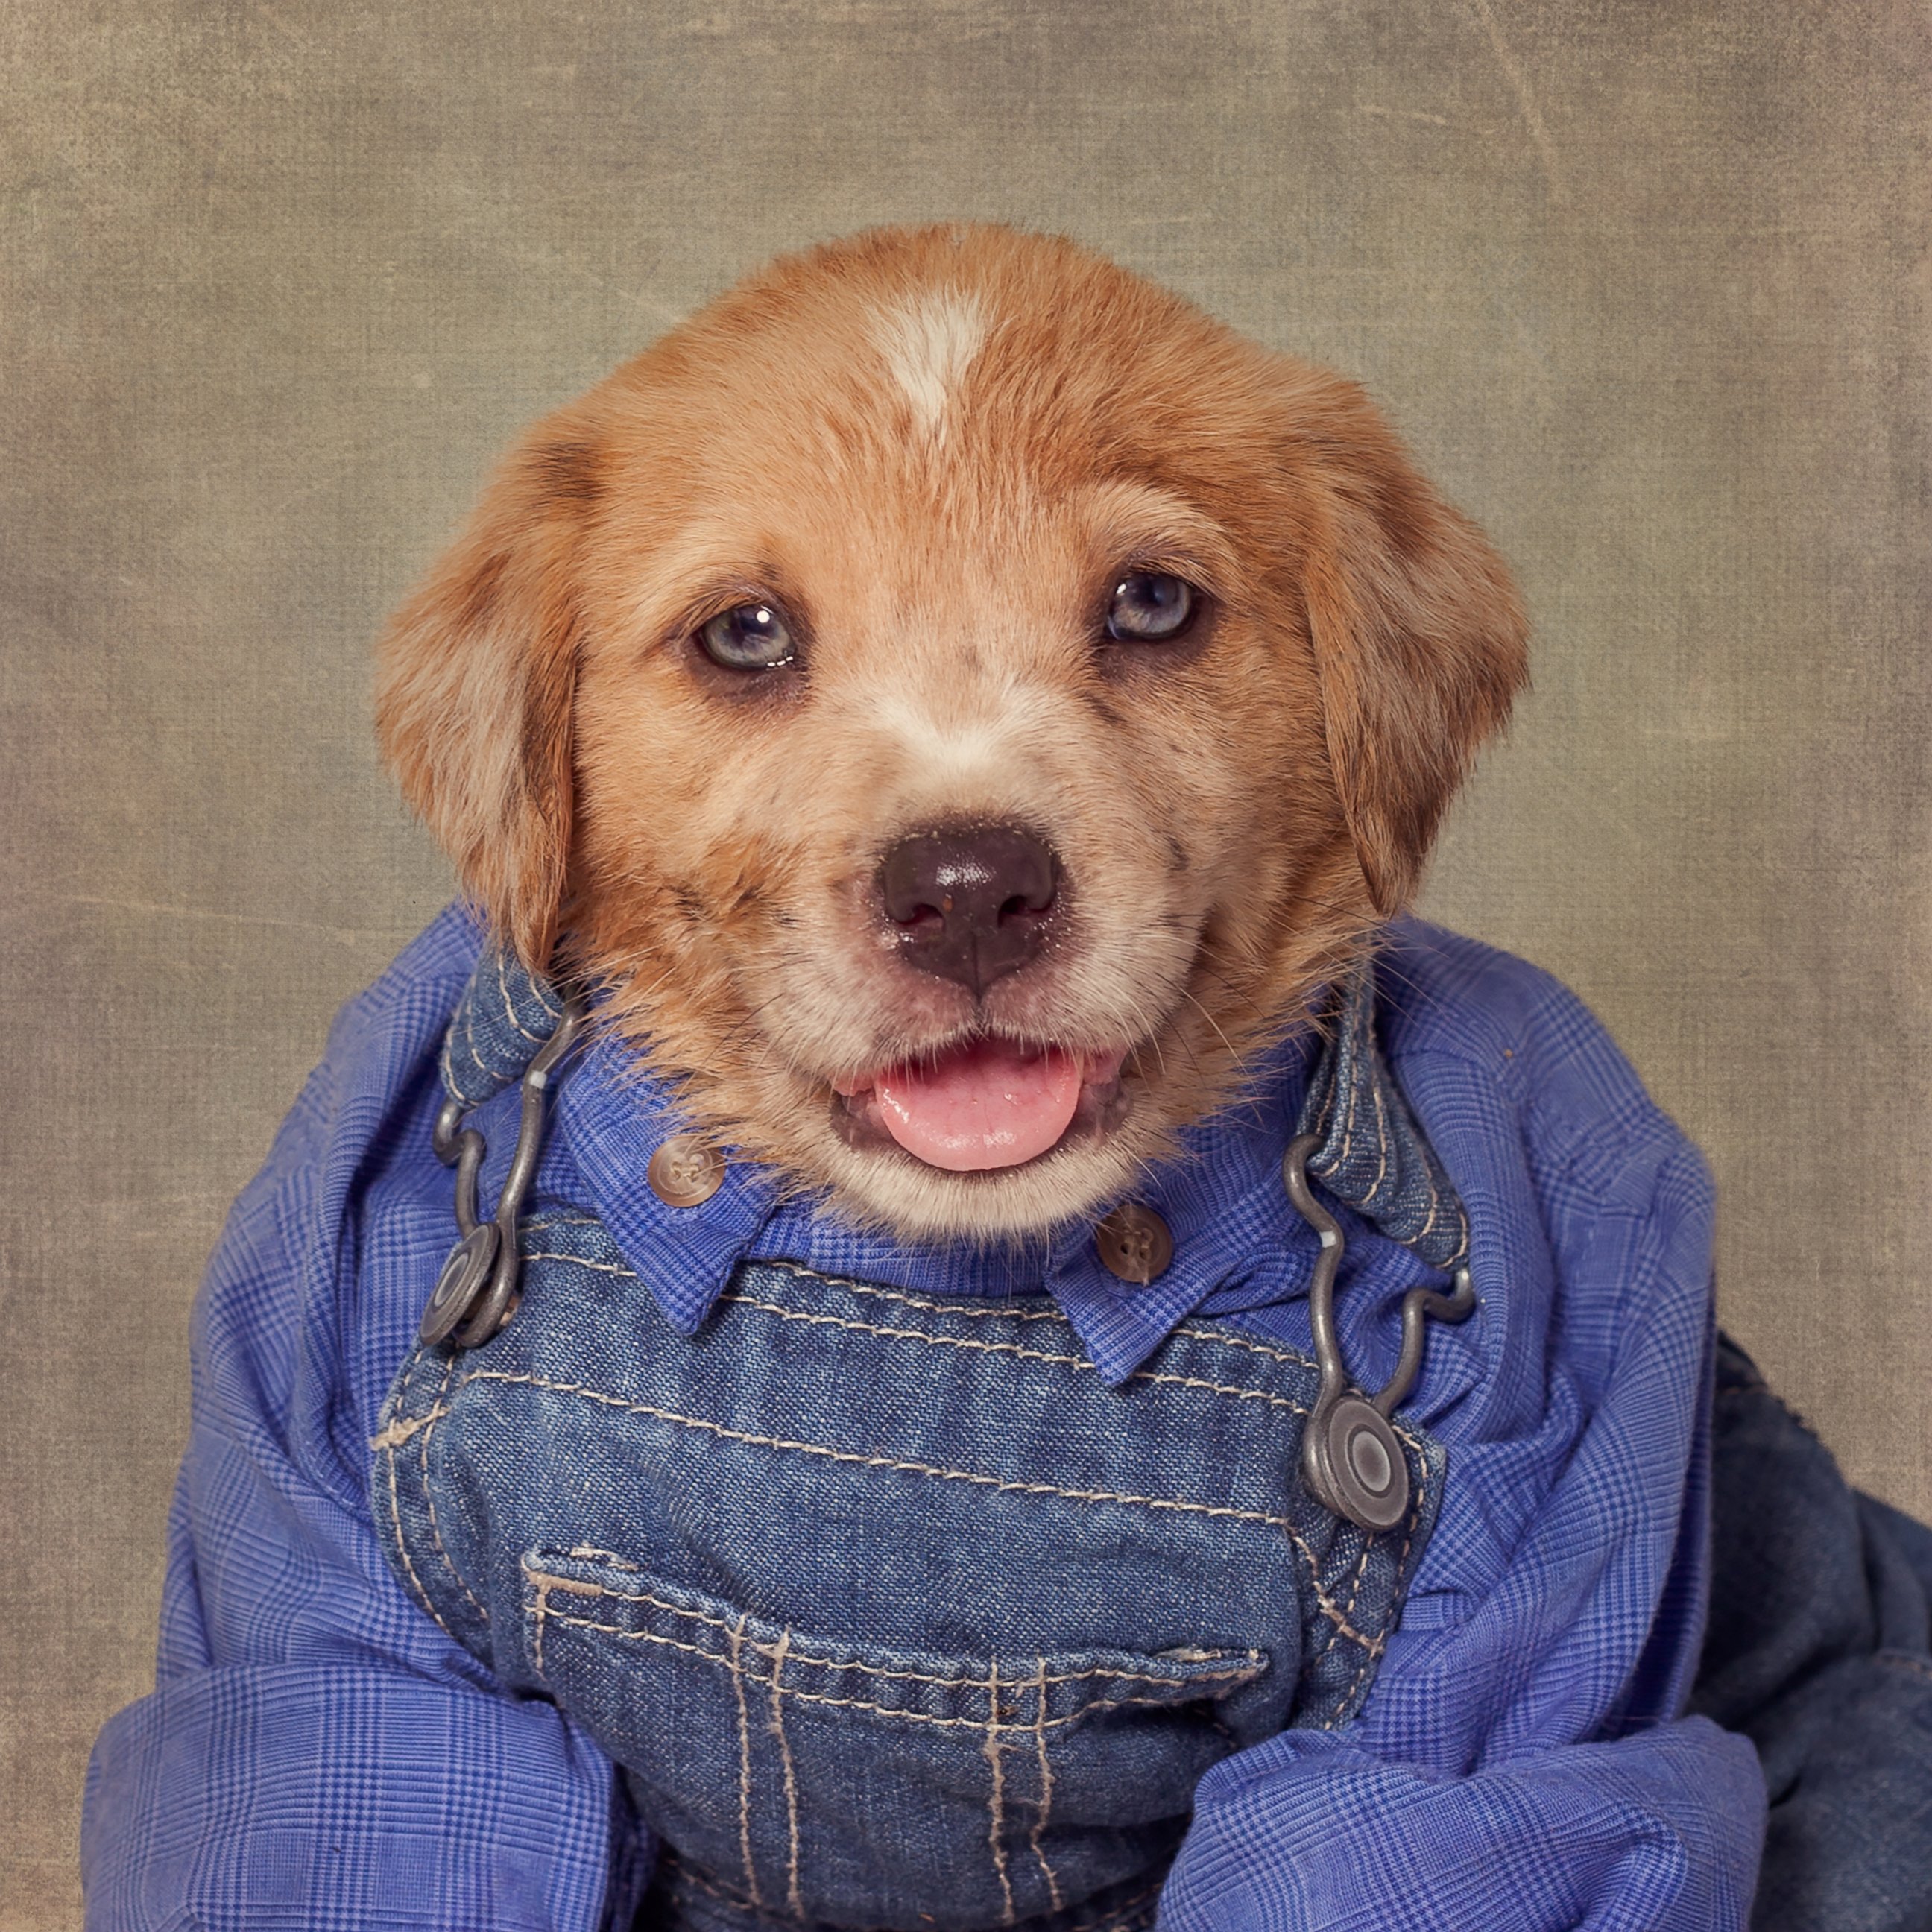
left=831, top=1036, right=1131, bottom=1174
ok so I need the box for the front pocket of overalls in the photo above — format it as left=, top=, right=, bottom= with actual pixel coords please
left=522, top=1546, right=1269, bottom=1930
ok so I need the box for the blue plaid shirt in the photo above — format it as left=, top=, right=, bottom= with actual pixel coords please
left=82, top=906, right=1764, bottom=1929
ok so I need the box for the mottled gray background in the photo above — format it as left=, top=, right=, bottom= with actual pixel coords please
left=3, top=0, right=1927, bottom=1918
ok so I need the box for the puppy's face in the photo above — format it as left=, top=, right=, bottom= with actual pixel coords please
left=379, top=227, right=1524, bottom=1240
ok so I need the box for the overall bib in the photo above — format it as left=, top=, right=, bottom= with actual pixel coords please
left=372, top=954, right=1453, bottom=1932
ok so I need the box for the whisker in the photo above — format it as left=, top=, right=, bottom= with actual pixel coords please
left=1176, top=985, right=1243, bottom=1069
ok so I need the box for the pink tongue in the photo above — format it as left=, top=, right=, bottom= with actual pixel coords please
left=874, top=1040, right=1082, bottom=1172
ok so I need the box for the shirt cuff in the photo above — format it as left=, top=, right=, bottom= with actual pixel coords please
left=1160, top=1716, right=1765, bottom=1932
left=83, top=1664, right=648, bottom=1931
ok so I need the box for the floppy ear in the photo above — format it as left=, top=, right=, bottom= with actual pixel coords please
left=375, top=426, right=602, bottom=970
left=1295, top=383, right=1529, bottom=915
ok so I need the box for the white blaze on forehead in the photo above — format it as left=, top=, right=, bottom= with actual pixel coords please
left=874, top=289, right=986, bottom=438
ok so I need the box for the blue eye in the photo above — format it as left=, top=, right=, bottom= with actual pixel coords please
left=698, top=602, right=796, bottom=670
left=1105, top=572, right=1196, bottom=642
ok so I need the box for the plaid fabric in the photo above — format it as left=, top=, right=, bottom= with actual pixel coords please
left=82, top=905, right=1764, bottom=1929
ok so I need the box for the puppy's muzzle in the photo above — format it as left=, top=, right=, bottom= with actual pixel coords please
left=879, top=821, right=1060, bottom=997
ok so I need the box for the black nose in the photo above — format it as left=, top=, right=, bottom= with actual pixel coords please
left=878, top=822, right=1060, bottom=997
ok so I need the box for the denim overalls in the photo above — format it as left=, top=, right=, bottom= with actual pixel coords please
left=371, top=954, right=1459, bottom=1932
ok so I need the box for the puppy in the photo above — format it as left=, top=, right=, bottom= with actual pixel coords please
left=89, top=225, right=1821, bottom=1932
left=375, top=221, right=1524, bottom=1240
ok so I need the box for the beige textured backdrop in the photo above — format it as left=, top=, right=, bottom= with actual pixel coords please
left=4, top=0, right=1927, bottom=1919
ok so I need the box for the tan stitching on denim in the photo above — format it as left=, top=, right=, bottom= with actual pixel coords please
left=539, top=1251, right=1322, bottom=1415
left=1325, top=1509, right=1417, bottom=1726
left=1168, top=1323, right=1314, bottom=1374
left=772, top=1306, right=1421, bottom=1453
left=516, top=1250, right=1360, bottom=1438
left=1414, top=1175, right=1442, bottom=1246
left=766, top=1270, right=1076, bottom=1326
left=1164, top=1326, right=1425, bottom=1456
left=727, top=1294, right=1092, bottom=1366
left=498, top=947, right=560, bottom=1043
left=495, top=949, right=546, bottom=1044
left=381, top=1439, right=460, bottom=1642
left=370, top=1411, right=435, bottom=1450
left=766, top=1271, right=1361, bottom=1411
left=728, top=1614, right=765, bottom=1910
left=985, top=1656, right=1016, bottom=1924
left=417, top=1352, right=490, bottom=1627
left=514, top=1250, right=1343, bottom=1414
left=463, top=1371, right=1250, bottom=1518
left=1328, top=1624, right=1391, bottom=1716
left=386, top=1370, right=1391, bottom=1641
left=531, top=1573, right=552, bottom=1679
left=472, top=1368, right=1377, bottom=1637
left=1306, top=1535, right=1376, bottom=1673
left=1366, top=1079, right=1389, bottom=1205
left=530, top=965, right=564, bottom=1020
left=520, top=1564, right=1263, bottom=1689
left=1310, top=1499, right=1387, bottom=1671
left=520, top=1251, right=636, bottom=1277
left=1029, top=1656, right=1064, bottom=1912
left=1342, top=1527, right=1378, bottom=1619
left=461, top=1015, right=492, bottom=1082
left=1340, top=1017, right=1362, bottom=1163
left=1411, top=1187, right=1444, bottom=1265
left=722, top=1294, right=1312, bottom=1418
left=564, top=1544, right=640, bottom=1570
left=1328, top=1615, right=1391, bottom=1720
left=768, top=1628, right=804, bottom=1916
left=532, top=1608, right=1262, bottom=1730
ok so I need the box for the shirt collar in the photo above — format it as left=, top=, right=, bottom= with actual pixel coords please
left=448, top=935, right=1468, bottom=1386
left=549, top=1022, right=1319, bottom=1383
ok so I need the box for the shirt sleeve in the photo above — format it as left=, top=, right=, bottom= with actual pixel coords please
left=1162, top=1093, right=1767, bottom=1929
left=81, top=978, right=648, bottom=1931
left=1160, top=1719, right=1762, bottom=1932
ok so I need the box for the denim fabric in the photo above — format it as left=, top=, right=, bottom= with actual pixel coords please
left=373, top=1225, right=1443, bottom=1932
left=1294, top=955, right=1471, bottom=1272
left=83, top=908, right=1772, bottom=1932
left=419, top=938, right=1932, bottom=1930
left=1692, top=1338, right=1932, bottom=1932
left=441, top=944, right=572, bottom=1107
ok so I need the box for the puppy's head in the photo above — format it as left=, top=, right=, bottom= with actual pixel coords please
left=378, top=225, right=1525, bottom=1240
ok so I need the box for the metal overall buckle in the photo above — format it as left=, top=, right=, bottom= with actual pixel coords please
left=419, top=993, right=588, bottom=1351
left=1282, top=1131, right=1475, bottom=1532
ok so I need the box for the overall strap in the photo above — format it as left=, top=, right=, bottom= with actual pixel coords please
left=426, top=938, right=1471, bottom=1534
left=438, top=941, right=1473, bottom=1261
left=1286, top=952, right=1476, bottom=1532
left=418, top=947, right=585, bottom=1351
left=438, top=944, right=572, bottom=1108
left=1295, top=953, right=1471, bottom=1271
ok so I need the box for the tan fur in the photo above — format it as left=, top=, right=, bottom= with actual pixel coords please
left=375, top=224, right=1527, bottom=1241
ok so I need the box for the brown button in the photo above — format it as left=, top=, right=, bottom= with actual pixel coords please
left=1094, top=1203, right=1173, bottom=1284
left=647, top=1134, right=726, bottom=1208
